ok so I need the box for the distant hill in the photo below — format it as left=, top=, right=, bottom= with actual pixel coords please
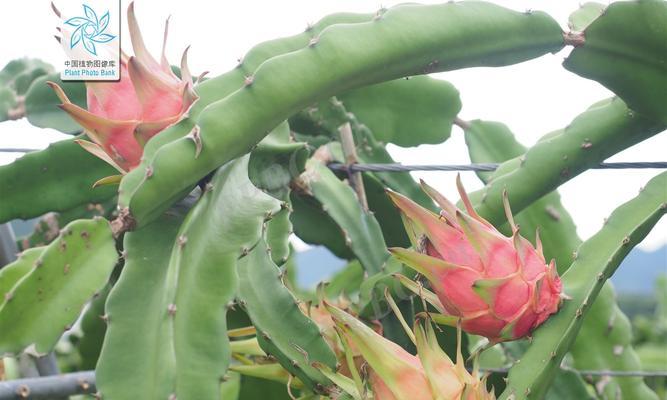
left=295, top=246, right=347, bottom=289
left=611, top=245, right=667, bottom=295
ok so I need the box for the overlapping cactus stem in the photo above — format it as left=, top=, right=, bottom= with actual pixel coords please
left=325, top=302, right=495, bottom=400
left=49, top=2, right=198, bottom=174
left=387, top=176, right=564, bottom=343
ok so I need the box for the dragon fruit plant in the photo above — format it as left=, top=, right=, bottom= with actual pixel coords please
left=0, top=1, right=665, bottom=400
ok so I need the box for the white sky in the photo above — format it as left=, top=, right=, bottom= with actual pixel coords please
left=0, top=0, right=665, bottom=251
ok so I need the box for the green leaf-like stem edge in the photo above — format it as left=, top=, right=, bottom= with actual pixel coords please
left=500, top=171, right=666, bottom=399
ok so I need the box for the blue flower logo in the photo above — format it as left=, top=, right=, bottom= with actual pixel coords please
left=65, top=4, right=116, bottom=56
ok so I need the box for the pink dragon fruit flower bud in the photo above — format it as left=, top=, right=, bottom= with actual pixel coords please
left=49, top=2, right=198, bottom=174
left=386, top=176, right=563, bottom=343
left=325, top=303, right=495, bottom=400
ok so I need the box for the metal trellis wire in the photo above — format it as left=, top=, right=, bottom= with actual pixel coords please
left=2, top=147, right=667, bottom=172
left=1, top=367, right=666, bottom=399
left=0, top=148, right=39, bottom=153
left=327, top=161, right=667, bottom=173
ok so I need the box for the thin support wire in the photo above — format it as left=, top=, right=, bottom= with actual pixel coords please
left=1, top=147, right=666, bottom=172
left=0, top=148, right=40, bottom=153
left=328, top=161, right=667, bottom=173
left=478, top=367, right=667, bottom=378
left=1, top=367, right=666, bottom=399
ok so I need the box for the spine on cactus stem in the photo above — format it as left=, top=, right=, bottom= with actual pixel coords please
left=118, top=1, right=565, bottom=228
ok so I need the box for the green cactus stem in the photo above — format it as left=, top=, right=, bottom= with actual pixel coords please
left=96, top=208, right=186, bottom=400
left=23, top=73, right=86, bottom=133
left=237, top=239, right=338, bottom=393
left=564, top=0, right=667, bottom=124
left=0, top=138, right=117, bottom=224
left=500, top=171, right=666, bottom=399
left=0, top=58, right=53, bottom=123
left=294, top=95, right=436, bottom=211
left=76, top=283, right=111, bottom=370
left=467, top=98, right=665, bottom=227
left=306, top=76, right=462, bottom=147
left=0, top=247, right=43, bottom=302
left=97, top=155, right=282, bottom=399
left=0, top=218, right=117, bottom=356
left=118, top=1, right=564, bottom=228
left=299, top=157, right=389, bottom=274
